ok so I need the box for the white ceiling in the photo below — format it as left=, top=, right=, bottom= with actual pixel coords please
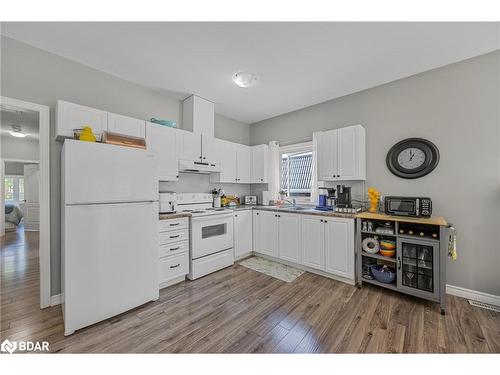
left=1, top=22, right=499, bottom=124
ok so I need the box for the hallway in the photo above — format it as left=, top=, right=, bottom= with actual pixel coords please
left=1, top=226, right=62, bottom=343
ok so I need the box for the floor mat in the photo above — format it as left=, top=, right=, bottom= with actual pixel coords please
left=238, top=256, right=304, bottom=282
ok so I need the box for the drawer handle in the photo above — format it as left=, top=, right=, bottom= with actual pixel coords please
left=170, top=246, right=181, bottom=251
left=169, top=235, right=180, bottom=239
left=170, top=264, right=180, bottom=269
left=169, top=223, right=180, bottom=226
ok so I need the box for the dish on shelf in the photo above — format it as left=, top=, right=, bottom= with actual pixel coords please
left=362, top=237, right=380, bottom=254
left=379, top=249, right=396, bottom=258
left=379, top=239, right=396, bottom=250
left=370, top=264, right=396, bottom=284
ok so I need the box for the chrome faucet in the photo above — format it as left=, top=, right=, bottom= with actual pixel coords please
left=284, top=198, right=296, bottom=207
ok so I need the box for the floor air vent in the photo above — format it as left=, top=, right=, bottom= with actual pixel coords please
left=468, top=300, right=500, bottom=313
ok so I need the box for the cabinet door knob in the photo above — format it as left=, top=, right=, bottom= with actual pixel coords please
left=320, top=219, right=323, bottom=222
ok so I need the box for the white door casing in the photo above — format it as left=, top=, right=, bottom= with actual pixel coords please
left=1, top=96, right=51, bottom=308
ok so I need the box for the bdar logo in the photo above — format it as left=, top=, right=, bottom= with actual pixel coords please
left=1, top=339, right=17, bottom=354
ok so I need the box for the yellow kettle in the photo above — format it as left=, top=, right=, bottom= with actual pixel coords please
left=79, top=126, right=97, bottom=142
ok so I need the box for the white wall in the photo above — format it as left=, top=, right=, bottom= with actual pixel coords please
left=1, top=36, right=252, bottom=295
left=250, top=51, right=500, bottom=296
left=4, top=161, right=32, bottom=175
left=1, top=135, right=39, bottom=161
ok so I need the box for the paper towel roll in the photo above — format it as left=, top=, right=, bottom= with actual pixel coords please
left=261, top=191, right=269, bottom=206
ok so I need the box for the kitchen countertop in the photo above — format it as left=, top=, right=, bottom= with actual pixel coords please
left=356, top=211, right=448, bottom=226
left=228, top=205, right=358, bottom=219
left=159, top=206, right=359, bottom=220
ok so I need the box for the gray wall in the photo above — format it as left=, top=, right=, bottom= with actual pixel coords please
left=1, top=36, right=251, bottom=295
left=4, top=161, right=30, bottom=175
left=251, top=51, right=500, bottom=296
left=215, top=113, right=250, bottom=145
left=1, top=135, right=39, bottom=161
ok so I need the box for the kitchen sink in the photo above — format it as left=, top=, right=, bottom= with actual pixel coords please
left=278, top=206, right=308, bottom=211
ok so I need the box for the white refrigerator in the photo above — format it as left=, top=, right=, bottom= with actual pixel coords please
left=62, top=140, right=159, bottom=336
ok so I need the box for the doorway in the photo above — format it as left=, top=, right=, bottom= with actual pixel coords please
left=0, top=96, right=50, bottom=308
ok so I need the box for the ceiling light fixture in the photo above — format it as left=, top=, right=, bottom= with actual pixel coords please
left=232, top=72, right=257, bottom=88
left=9, top=112, right=27, bottom=138
left=10, top=124, right=27, bottom=137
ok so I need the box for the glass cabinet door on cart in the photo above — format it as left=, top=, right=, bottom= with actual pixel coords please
left=396, top=238, right=439, bottom=301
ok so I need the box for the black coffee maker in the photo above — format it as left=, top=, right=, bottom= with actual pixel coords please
left=336, top=185, right=352, bottom=208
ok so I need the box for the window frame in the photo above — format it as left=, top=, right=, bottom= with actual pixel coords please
left=4, top=175, right=25, bottom=202
left=279, top=141, right=313, bottom=205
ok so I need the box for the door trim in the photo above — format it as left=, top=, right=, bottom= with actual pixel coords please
left=1, top=96, right=51, bottom=309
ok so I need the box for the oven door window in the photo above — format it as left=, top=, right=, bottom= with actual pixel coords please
left=202, top=223, right=227, bottom=239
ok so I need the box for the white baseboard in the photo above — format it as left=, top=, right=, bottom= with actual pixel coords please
left=50, top=293, right=62, bottom=306
left=446, top=284, right=500, bottom=307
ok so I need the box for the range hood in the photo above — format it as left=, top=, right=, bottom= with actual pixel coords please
left=178, top=159, right=221, bottom=174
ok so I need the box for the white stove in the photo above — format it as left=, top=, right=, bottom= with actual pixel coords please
left=175, top=193, right=234, bottom=280
left=176, top=193, right=233, bottom=217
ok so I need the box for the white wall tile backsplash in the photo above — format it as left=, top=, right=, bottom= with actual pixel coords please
left=159, top=172, right=251, bottom=197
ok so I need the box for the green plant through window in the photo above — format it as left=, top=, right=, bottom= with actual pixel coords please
left=4, top=176, right=24, bottom=201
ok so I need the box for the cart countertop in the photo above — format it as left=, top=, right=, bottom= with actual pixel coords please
left=355, top=212, right=447, bottom=226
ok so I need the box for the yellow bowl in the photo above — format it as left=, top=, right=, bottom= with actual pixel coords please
left=380, top=249, right=396, bottom=258
left=380, top=240, right=396, bottom=250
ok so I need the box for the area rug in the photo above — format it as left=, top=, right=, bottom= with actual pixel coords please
left=238, top=256, right=304, bottom=282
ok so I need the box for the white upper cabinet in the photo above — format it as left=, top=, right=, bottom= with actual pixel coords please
left=211, top=139, right=237, bottom=183
left=210, top=140, right=252, bottom=184
left=338, top=126, right=365, bottom=180
left=147, top=122, right=178, bottom=181
left=278, top=212, right=301, bottom=264
left=56, top=100, right=108, bottom=140
left=324, top=218, right=354, bottom=280
left=107, top=113, right=146, bottom=139
left=201, top=135, right=217, bottom=164
left=183, top=95, right=215, bottom=137
left=318, top=130, right=338, bottom=181
left=317, top=125, right=365, bottom=181
left=236, top=146, right=252, bottom=183
left=176, top=128, right=202, bottom=162
left=251, top=144, right=268, bottom=183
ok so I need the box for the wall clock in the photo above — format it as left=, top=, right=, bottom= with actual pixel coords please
left=386, top=138, right=440, bottom=179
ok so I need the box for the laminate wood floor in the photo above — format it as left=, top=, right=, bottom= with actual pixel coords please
left=1, top=227, right=499, bottom=353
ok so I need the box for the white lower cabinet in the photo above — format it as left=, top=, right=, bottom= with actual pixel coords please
left=234, top=210, right=253, bottom=259
left=159, top=253, right=189, bottom=286
left=277, top=213, right=301, bottom=263
left=252, top=211, right=355, bottom=282
left=252, top=210, right=301, bottom=264
left=300, top=216, right=325, bottom=270
left=158, top=217, right=189, bottom=288
left=253, top=210, right=278, bottom=257
left=325, top=218, right=354, bottom=279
